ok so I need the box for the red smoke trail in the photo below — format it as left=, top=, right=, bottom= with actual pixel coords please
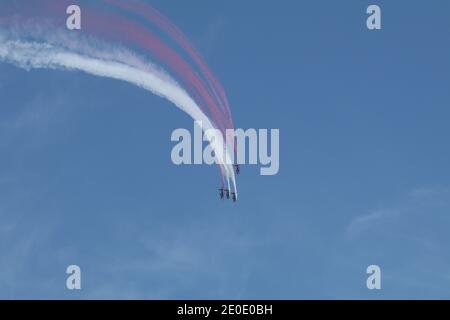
left=0, top=0, right=235, bottom=182
left=19, top=0, right=229, bottom=137
left=103, top=0, right=235, bottom=132
left=84, top=9, right=228, bottom=136
left=0, top=1, right=228, bottom=138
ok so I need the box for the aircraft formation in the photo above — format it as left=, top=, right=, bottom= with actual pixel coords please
left=218, top=165, right=240, bottom=202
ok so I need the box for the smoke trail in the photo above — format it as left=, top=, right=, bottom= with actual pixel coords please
left=0, top=5, right=228, bottom=136
left=0, top=0, right=239, bottom=196
left=0, top=35, right=237, bottom=195
left=102, top=0, right=235, bottom=131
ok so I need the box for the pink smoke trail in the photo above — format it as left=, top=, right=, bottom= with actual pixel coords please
left=0, top=0, right=235, bottom=187
left=103, top=0, right=235, bottom=133
left=87, top=10, right=227, bottom=134
left=23, top=0, right=230, bottom=139
left=1, top=1, right=229, bottom=139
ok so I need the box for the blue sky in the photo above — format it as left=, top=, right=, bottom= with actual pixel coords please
left=1, top=0, right=450, bottom=299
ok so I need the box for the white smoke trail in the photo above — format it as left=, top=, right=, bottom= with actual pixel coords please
left=0, top=37, right=237, bottom=196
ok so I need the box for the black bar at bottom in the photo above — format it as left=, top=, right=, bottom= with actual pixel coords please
left=0, top=300, right=447, bottom=318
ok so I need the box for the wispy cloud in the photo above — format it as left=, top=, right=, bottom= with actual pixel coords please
left=340, top=186, right=450, bottom=297
left=0, top=207, right=54, bottom=298
left=346, top=187, right=450, bottom=238
left=79, top=216, right=271, bottom=299
left=346, top=209, right=396, bottom=237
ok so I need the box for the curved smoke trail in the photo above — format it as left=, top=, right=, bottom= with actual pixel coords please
left=0, top=0, right=237, bottom=197
left=102, top=0, right=235, bottom=133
